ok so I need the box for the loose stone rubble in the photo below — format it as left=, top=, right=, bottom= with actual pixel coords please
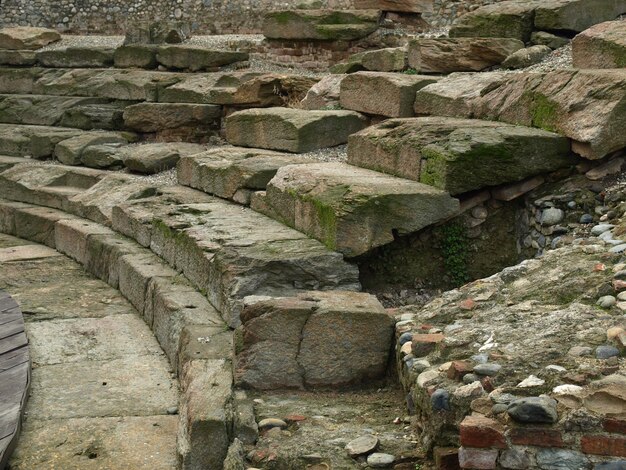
left=0, top=0, right=625, bottom=468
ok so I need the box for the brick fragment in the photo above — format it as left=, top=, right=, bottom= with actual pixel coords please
left=508, top=427, right=564, bottom=447
left=581, top=435, right=626, bottom=457
left=460, top=415, right=507, bottom=449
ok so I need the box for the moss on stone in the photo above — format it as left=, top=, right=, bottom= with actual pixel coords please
left=530, top=93, right=559, bottom=133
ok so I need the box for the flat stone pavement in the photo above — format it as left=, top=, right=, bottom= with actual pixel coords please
left=0, top=233, right=180, bottom=470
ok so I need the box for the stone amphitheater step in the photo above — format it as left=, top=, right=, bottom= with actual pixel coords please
left=0, top=123, right=134, bottom=159
left=0, top=164, right=361, bottom=327
left=251, top=162, right=460, bottom=257
left=0, top=206, right=233, bottom=469
left=347, top=116, right=573, bottom=195
left=339, top=71, right=438, bottom=118
left=413, top=69, right=626, bottom=160
left=0, top=94, right=134, bottom=130
left=0, top=234, right=180, bottom=469
left=177, top=146, right=315, bottom=205
left=225, top=107, right=367, bottom=153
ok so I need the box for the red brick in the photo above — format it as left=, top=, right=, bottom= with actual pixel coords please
left=412, top=333, right=444, bottom=356
left=458, top=447, right=498, bottom=469
left=447, top=361, right=473, bottom=381
left=434, top=447, right=461, bottom=470
left=604, top=419, right=626, bottom=435
left=581, top=435, right=626, bottom=457
left=460, top=415, right=507, bottom=449
left=508, top=427, right=564, bottom=447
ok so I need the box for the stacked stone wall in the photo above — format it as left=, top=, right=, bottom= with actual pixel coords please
left=0, top=0, right=509, bottom=34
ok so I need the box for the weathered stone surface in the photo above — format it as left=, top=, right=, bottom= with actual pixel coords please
left=340, top=71, right=437, bottom=118
left=300, top=74, right=344, bottom=110
left=123, top=102, right=222, bottom=133
left=111, top=190, right=361, bottom=327
left=236, top=291, right=394, bottom=389
left=123, top=143, right=206, bottom=174
left=507, top=397, right=559, bottom=423
left=156, top=46, right=248, bottom=72
left=330, top=47, right=406, bottom=73
left=124, top=20, right=190, bottom=45
left=55, top=132, right=129, bottom=166
left=0, top=49, right=37, bottom=66
left=502, top=45, right=552, bottom=69
left=449, top=1, right=536, bottom=42
left=36, top=47, right=115, bottom=68
left=0, top=27, right=61, bottom=50
left=0, top=124, right=82, bottom=158
left=81, top=144, right=126, bottom=169
left=263, top=9, right=380, bottom=41
left=177, top=146, right=308, bottom=202
left=353, top=0, right=433, bottom=13
left=0, top=94, right=112, bottom=127
left=414, top=69, right=626, bottom=160
left=408, top=37, right=525, bottom=73
left=531, top=31, right=571, bottom=49
left=573, top=20, right=626, bottom=69
left=59, top=101, right=130, bottom=131
left=347, top=117, right=572, bottom=195
left=534, top=0, right=626, bottom=33
left=230, top=74, right=319, bottom=107
left=113, top=45, right=158, bottom=69
left=252, top=162, right=459, bottom=256
left=225, top=107, right=367, bottom=153
left=158, top=71, right=263, bottom=104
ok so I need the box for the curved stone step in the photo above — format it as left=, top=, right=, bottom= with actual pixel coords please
left=251, top=161, right=460, bottom=257
left=0, top=289, right=30, bottom=470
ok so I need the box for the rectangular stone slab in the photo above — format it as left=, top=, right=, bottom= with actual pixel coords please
left=225, top=107, right=367, bottom=153
left=339, top=71, right=438, bottom=118
left=407, top=37, right=524, bottom=73
left=177, top=146, right=312, bottom=203
left=572, top=20, right=626, bottom=69
left=36, top=47, right=115, bottom=68
left=158, top=72, right=264, bottom=104
left=156, top=46, right=248, bottom=72
left=252, top=162, right=459, bottom=257
left=347, top=116, right=573, bottom=195
left=236, top=291, right=394, bottom=389
left=353, top=0, right=434, bottom=13
left=123, top=102, right=222, bottom=133
left=414, top=69, right=626, bottom=160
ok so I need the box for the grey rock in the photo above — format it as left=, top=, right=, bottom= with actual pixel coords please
left=367, top=453, right=395, bottom=467
left=591, top=224, right=614, bottom=236
left=580, top=214, right=594, bottom=224
left=541, top=207, right=565, bottom=226
left=609, top=244, right=626, bottom=254
left=346, top=434, right=379, bottom=457
left=596, top=345, right=620, bottom=360
left=597, top=295, right=617, bottom=308
left=507, top=396, right=558, bottom=424
left=431, top=389, right=450, bottom=411
left=473, top=363, right=502, bottom=376
left=531, top=31, right=570, bottom=49
left=502, top=45, right=552, bottom=70
left=594, top=462, right=626, bottom=470
left=500, top=448, right=531, bottom=469
left=258, top=418, right=287, bottom=430
left=399, top=332, right=413, bottom=345
left=569, top=346, right=593, bottom=357
left=536, top=448, right=590, bottom=470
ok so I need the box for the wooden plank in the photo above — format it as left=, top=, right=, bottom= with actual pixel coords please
left=0, top=404, right=19, bottom=440
left=0, top=332, right=27, bottom=356
left=0, top=348, right=29, bottom=372
left=0, top=313, right=21, bottom=327
left=0, top=321, right=24, bottom=341
left=0, top=298, right=17, bottom=313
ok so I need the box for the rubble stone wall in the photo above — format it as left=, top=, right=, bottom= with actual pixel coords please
left=0, top=0, right=509, bottom=34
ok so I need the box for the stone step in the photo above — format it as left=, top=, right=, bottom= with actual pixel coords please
left=347, top=116, right=573, bottom=195
left=339, top=71, right=438, bottom=118
left=0, top=164, right=361, bottom=327
left=0, top=94, right=133, bottom=130
left=0, top=123, right=134, bottom=160
left=572, top=20, right=626, bottom=70
left=0, top=156, right=30, bottom=171
left=262, top=9, right=380, bottom=41
left=225, top=107, right=367, bottom=153
left=251, top=162, right=460, bottom=257
left=177, top=146, right=315, bottom=205
left=413, top=69, right=626, bottom=160
left=353, top=0, right=434, bottom=13
left=407, top=37, right=524, bottom=73
left=449, top=0, right=626, bottom=42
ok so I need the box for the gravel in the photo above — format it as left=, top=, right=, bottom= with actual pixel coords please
left=501, top=44, right=573, bottom=74
left=39, top=35, right=124, bottom=51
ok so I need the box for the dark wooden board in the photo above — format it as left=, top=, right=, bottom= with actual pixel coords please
left=0, top=289, right=30, bottom=470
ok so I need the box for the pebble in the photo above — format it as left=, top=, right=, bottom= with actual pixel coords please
left=591, top=224, right=614, bottom=236
left=596, top=345, right=620, bottom=359
left=545, top=364, right=566, bottom=373
left=471, top=354, right=489, bottom=364
left=507, top=396, right=558, bottom=424
left=431, top=389, right=450, bottom=411
left=258, top=418, right=287, bottom=430
left=614, top=270, right=626, bottom=280
left=597, top=295, right=617, bottom=308
left=345, top=435, right=379, bottom=457
left=619, top=291, right=626, bottom=301
left=609, top=244, right=626, bottom=254
left=568, top=346, right=593, bottom=357
left=541, top=208, right=564, bottom=226
left=517, top=375, right=545, bottom=387
left=580, top=214, right=594, bottom=224
left=473, top=363, right=502, bottom=376
left=367, top=453, right=396, bottom=468
left=453, top=381, right=485, bottom=398
left=166, top=406, right=179, bottom=415
left=412, top=359, right=431, bottom=373
left=463, top=373, right=479, bottom=384
left=492, top=403, right=508, bottom=414
left=553, top=384, right=584, bottom=395
left=417, top=369, right=440, bottom=387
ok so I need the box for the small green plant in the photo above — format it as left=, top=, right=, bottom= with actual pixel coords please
left=414, top=463, right=423, bottom=470
left=403, top=68, right=418, bottom=75
left=439, top=223, right=469, bottom=287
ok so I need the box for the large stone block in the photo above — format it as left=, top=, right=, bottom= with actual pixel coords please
left=252, top=162, right=459, bottom=256
left=331, top=47, right=406, bottom=73
left=572, top=20, right=626, bottom=69
left=263, top=9, right=380, bottom=41
left=449, top=1, right=537, bottom=42
left=225, top=107, right=367, bottom=153
left=156, top=46, right=248, bottom=72
left=534, top=0, right=626, bottom=34
left=36, top=47, right=115, bottom=68
left=414, top=69, right=626, bottom=160
left=235, top=291, right=394, bottom=389
left=408, top=37, right=525, bottom=73
left=339, top=71, right=437, bottom=118
left=0, top=27, right=61, bottom=50
left=347, top=117, right=572, bottom=195
left=158, top=72, right=264, bottom=105
left=123, top=102, right=222, bottom=133
left=55, top=132, right=129, bottom=166
left=114, top=45, right=158, bottom=69
left=123, top=143, right=206, bottom=175
left=177, top=146, right=308, bottom=203
left=0, top=95, right=112, bottom=127
left=353, top=0, right=433, bottom=13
